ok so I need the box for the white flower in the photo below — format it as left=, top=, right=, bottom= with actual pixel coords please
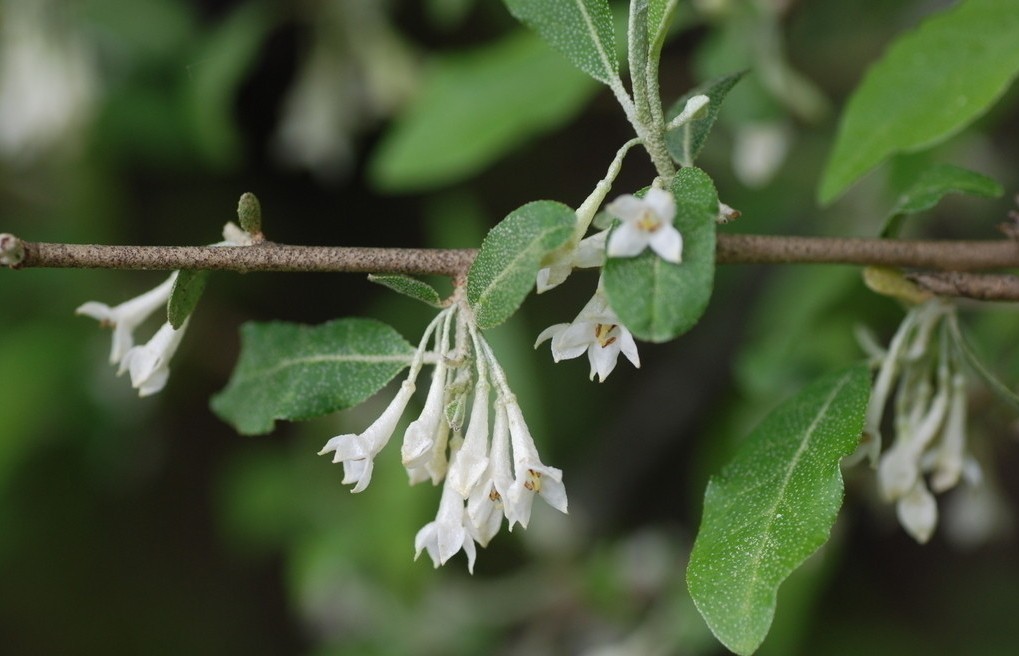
left=118, top=319, right=189, bottom=397
left=503, top=397, right=568, bottom=530
left=401, top=356, right=448, bottom=472
left=318, top=380, right=416, bottom=493
left=535, top=292, right=639, bottom=382
left=446, top=381, right=491, bottom=498
left=414, top=443, right=478, bottom=573
left=896, top=480, right=938, bottom=544
left=76, top=274, right=178, bottom=365
left=466, top=401, right=513, bottom=546
left=605, top=188, right=681, bottom=263
left=536, top=231, right=608, bottom=294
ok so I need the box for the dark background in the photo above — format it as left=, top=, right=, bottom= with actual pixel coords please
left=2, top=1, right=1018, bottom=654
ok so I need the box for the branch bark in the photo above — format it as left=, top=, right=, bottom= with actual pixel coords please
left=4, top=233, right=1019, bottom=278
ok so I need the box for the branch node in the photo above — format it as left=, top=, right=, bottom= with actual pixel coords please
left=0, top=233, right=25, bottom=268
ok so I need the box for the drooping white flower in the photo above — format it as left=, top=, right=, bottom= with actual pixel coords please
left=318, top=380, right=416, bottom=492
left=446, top=380, right=491, bottom=498
left=535, top=292, right=639, bottom=382
left=605, top=188, right=681, bottom=263
left=853, top=299, right=989, bottom=544
left=118, top=319, right=189, bottom=397
left=465, top=398, right=513, bottom=546
left=896, top=480, right=938, bottom=544
left=503, top=397, right=568, bottom=530
left=402, top=341, right=449, bottom=472
left=414, top=442, right=478, bottom=573
left=76, top=273, right=178, bottom=365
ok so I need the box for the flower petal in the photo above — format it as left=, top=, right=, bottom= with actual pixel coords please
left=649, top=224, right=683, bottom=264
left=606, top=223, right=650, bottom=258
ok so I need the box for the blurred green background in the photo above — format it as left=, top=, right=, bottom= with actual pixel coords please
left=2, top=0, right=1019, bottom=654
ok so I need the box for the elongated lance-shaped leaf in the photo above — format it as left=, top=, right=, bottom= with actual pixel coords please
left=819, top=0, right=1019, bottom=204
left=603, top=167, right=718, bottom=342
left=628, top=0, right=652, bottom=121
left=665, top=70, right=746, bottom=166
left=882, top=163, right=1003, bottom=237
left=211, top=319, right=415, bottom=435
left=502, top=0, right=620, bottom=87
left=468, top=201, right=575, bottom=329
left=687, top=364, right=871, bottom=656
left=368, top=274, right=443, bottom=308
left=647, top=0, right=679, bottom=50
left=167, top=270, right=210, bottom=329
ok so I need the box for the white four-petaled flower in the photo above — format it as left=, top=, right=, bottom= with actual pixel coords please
left=535, top=292, right=639, bottom=382
left=605, top=187, right=681, bottom=263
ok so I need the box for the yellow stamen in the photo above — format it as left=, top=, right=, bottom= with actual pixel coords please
left=635, top=209, right=661, bottom=232
left=594, top=323, right=618, bottom=348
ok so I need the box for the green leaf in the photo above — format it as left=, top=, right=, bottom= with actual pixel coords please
left=370, top=32, right=597, bottom=191
left=603, top=167, right=718, bottom=342
left=687, top=364, right=871, bottom=656
left=211, top=319, right=415, bottom=435
left=237, top=192, right=262, bottom=235
left=368, top=274, right=443, bottom=308
left=819, top=0, right=1019, bottom=204
left=167, top=270, right=211, bottom=329
left=665, top=70, right=746, bottom=166
left=502, top=0, right=620, bottom=86
left=948, top=313, right=1019, bottom=413
left=628, top=0, right=652, bottom=120
left=467, top=201, right=575, bottom=329
left=647, top=0, right=678, bottom=49
left=883, top=163, right=1003, bottom=236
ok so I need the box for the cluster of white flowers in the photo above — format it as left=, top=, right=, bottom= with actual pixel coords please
left=318, top=302, right=567, bottom=572
left=534, top=188, right=685, bottom=383
left=856, top=299, right=982, bottom=543
left=76, top=222, right=254, bottom=396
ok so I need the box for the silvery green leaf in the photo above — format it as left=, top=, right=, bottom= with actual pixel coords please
left=687, top=364, right=870, bottom=655
left=603, top=167, right=718, bottom=342
left=167, top=270, right=210, bottom=329
left=665, top=70, right=746, bottom=166
left=368, top=274, right=443, bottom=308
left=211, top=319, right=414, bottom=435
left=467, top=201, right=575, bottom=329
left=502, top=0, right=620, bottom=86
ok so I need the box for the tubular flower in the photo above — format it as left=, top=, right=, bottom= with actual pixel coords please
left=536, top=291, right=639, bottom=382
left=118, top=318, right=189, bottom=397
left=854, top=299, right=994, bottom=544
left=318, top=303, right=567, bottom=571
left=76, top=273, right=178, bottom=366
left=318, top=380, right=417, bottom=492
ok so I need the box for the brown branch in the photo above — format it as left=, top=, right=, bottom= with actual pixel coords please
left=3, top=238, right=476, bottom=277
left=907, top=272, right=1019, bottom=301
left=5, top=233, right=1019, bottom=280
left=714, top=234, right=1019, bottom=269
